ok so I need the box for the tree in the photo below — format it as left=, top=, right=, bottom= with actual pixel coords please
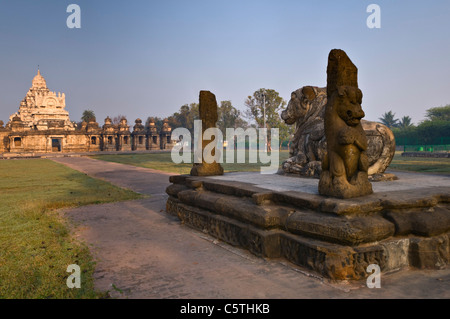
left=398, top=116, right=413, bottom=129
left=425, top=105, right=450, bottom=121
left=392, top=105, right=450, bottom=146
left=164, top=103, right=199, bottom=134
left=416, top=119, right=450, bottom=144
left=81, top=110, right=96, bottom=123
left=245, top=89, right=286, bottom=129
left=378, top=111, right=399, bottom=128
left=245, top=88, right=291, bottom=149
left=111, top=114, right=126, bottom=125
left=217, top=100, right=247, bottom=133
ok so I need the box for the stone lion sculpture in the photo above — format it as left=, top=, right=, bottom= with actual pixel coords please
left=281, top=86, right=395, bottom=179
left=319, top=85, right=373, bottom=198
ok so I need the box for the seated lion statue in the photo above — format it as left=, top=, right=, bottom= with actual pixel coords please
left=281, top=86, right=395, bottom=178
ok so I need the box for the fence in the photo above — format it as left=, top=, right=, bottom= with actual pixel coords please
left=402, top=144, right=450, bottom=152
left=396, top=136, right=450, bottom=153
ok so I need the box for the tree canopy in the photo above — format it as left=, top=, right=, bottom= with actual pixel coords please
left=389, top=105, right=450, bottom=145
left=81, top=110, right=96, bottom=123
left=398, top=116, right=413, bottom=129
left=425, top=105, right=450, bottom=121
left=244, top=88, right=292, bottom=147
left=217, top=100, right=247, bottom=133
left=378, top=111, right=399, bottom=128
left=244, top=88, right=286, bottom=129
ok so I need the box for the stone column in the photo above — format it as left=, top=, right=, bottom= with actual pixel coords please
left=190, top=91, right=224, bottom=176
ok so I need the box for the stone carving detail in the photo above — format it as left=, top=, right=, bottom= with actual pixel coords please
left=281, top=88, right=395, bottom=178
left=190, top=91, right=224, bottom=176
left=9, top=69, right=74, bottom=131
left=318, top=49, right=373, bottom=198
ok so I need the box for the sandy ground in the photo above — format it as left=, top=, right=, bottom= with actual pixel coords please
left=51, top=157, right=450, bottom=299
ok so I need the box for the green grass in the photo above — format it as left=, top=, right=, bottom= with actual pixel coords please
left=91, top=150, right=291, bottom=174
left=389, top=153, right=450, bottom=174
left=92, top=150, right=450, bottom=175
left=0, top=159, right=141, bottom=299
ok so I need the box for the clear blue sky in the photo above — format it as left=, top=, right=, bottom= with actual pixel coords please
left=0, top=0, right=449, bottom=125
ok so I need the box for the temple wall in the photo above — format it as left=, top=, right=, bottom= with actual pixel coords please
left=0, top=128, right=175, bottom=154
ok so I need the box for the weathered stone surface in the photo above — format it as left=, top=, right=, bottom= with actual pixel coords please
left=281, top=86, right=396, bottom=178
left=279, top=232, right=357, bottom=280
left=169, top=174, right=190, bottom=184
left=167, top=197, right=283, bottom=258
left=385, top=206, right=450, bottom=236
left=352, top=244, right=387, bottom=278
left=165, top=183, right=190, bottom=198
left=368, top=173, right=398, bottom=182
left=286, top=212, right=395, bottom=245
left=409, top=233, right=450, bottom=269
left=176, top=189, right=286, bottom=228
left=169, top=175, right=450, bottom=217
left=190, top=91, right=224, bottom=176
left=380, top=238, right=410, bottom=271
left=319, top=49, right=373, bottom=199
left=166, top=173, right=450, bottom=280
left=201, top=179, right=268, bottom=197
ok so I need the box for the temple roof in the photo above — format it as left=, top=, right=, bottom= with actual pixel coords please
left=31, top=69, right=47, bottom=89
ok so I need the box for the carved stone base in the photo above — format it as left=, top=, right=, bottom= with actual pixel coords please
left=318, top=171, right=373, bottom=199
left=166, top=174, right=450, bottom=281
left=190, top=163, right=224, bottom=176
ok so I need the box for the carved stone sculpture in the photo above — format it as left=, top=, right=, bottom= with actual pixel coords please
left=190, top=90, right=224, bottom=176
left=281, top=86, right=396, bottom=179
left=318, top=49, right=373, bottom=198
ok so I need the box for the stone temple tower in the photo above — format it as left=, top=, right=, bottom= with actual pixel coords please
left=8, top=69, right=75, bottom=131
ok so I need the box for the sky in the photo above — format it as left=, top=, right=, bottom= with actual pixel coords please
left=0, top=0, right=449, bottom=126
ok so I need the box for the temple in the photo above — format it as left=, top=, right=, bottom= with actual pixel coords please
left=0, top=70, right=176, bottom=154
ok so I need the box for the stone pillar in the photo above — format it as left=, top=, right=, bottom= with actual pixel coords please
left=318, top=49, right=373, bottom=199
left=190, top=91, right=224, bottom=176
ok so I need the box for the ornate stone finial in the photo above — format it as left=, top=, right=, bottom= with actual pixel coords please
left=105, top=116, right=112, bottom=124
left=190, top=90, right=224, bottom=176
left=318, top=49, right=373, bottom=199
left=0, top=120, right=4, bottom=128
left=32, top=68, right=47, bottom=89
left=135, top=118, right=142, bottom=124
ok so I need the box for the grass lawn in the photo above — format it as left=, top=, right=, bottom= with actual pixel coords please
left=92, top=150, right=450, bottom=175
left=0, top=159, right=141, bottom=298
left=388, top=153, right=450, bottom=174
left=91, top=150, right=291, bottom=174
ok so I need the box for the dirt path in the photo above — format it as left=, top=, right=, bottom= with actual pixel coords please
left=51, top=157, right=450, bottom=299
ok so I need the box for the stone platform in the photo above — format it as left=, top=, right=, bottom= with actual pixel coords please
left=165, top=171, right=450, bottom=280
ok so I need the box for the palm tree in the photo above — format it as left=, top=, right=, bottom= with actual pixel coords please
left=378, top=111, right=399, bottom=128
left=81, top=110, right=96, bottom=123
left=398, top=116, right=413, bottom=129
